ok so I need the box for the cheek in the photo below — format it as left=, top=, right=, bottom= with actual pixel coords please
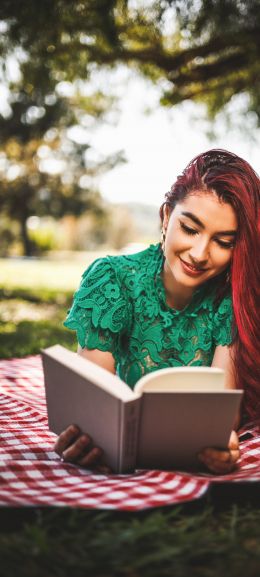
left=212, top=248, right=232, bottom=270
left=165, top=223, right=189, bottom=251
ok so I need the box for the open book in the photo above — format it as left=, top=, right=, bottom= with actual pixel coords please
left=42, top=345, right=243, bottom=473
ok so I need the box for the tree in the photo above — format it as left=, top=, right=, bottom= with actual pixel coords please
left=0, top=0, right=259, bottom=122
left=0, top=4, right=124, bottom=255
left=0, top=0, right=259, bottom=254
left=0, top=80, right=123, bottom=255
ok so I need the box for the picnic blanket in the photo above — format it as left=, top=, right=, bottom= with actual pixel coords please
left=0, top=355, right=259, bottom=511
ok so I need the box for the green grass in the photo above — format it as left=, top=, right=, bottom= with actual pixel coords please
left=0, top=286, right=75, bottom=357
left=0, top=504, right=260, bottom=577
left=0, top=251, right=111, bottom=291
left=0, top=258, right=259, bottom=577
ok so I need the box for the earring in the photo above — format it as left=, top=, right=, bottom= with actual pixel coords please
left=161, top=228, right=166, bottom=255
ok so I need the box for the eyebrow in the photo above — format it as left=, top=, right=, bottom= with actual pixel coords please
left=181, top=211, right=237, bottom=236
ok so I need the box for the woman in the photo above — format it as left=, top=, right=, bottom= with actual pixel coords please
left=55, top=149, right=260, bottom=474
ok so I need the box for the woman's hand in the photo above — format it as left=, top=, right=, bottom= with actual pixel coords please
left=198, top=430, right=240, bottom=474
left=54, top=424, right=111, bottom=473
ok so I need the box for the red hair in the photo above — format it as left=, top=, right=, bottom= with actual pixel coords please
left=160, top=149, right=260, bottom=422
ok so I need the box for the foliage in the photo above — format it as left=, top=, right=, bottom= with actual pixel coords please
left=0, top=285, right=75, bottom=358
left=0, top=215, right=20, bottom=256
left=28, top=225, right=57, bottom=254
left=0, top=317, right=76, bottom=358
left=0, top=0, right=259, bottom=121
left=0, top=1, right=259, bottom=256
left=0, top=77, right=121, bottom=255
left=0, top=2, right=125, bottom=256
left=0, top=504, right=260, bottom=577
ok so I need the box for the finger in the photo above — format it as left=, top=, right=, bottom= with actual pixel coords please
left=204, top=461, right=233, bottom=474
left=228, top=447, right=240, bottom=464
left=228, top=430, right=239, bottom=450
left=62, top=433, right=92, bottom=462
left=200, top=443, right=240, bottom=463
left=198, top=453, right=230, bottom=474
left=54, top=424, right=80, bottom=456
left=205, top=459, right=236, bottom=474
left=77, top=447, right=104, bottom=468
left=198, top=450, right=239, bottom=474
left=200, top=448, right=232, bottom=463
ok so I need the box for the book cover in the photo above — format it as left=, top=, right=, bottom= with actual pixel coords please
left=42, top=345, right=242, bottom=473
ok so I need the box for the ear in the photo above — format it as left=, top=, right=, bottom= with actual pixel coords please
left=162, top=205, right=170, bottom=230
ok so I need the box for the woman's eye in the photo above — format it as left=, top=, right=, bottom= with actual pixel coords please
left=180, top=222, right=197, bottom=235
left=216, top=239, right=234, bottom=249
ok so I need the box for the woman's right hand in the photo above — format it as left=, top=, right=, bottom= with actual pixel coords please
left=54, top=424, right=111, bottom=473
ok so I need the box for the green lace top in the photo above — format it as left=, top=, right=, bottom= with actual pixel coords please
left=64, top=244, right=233, bottom=388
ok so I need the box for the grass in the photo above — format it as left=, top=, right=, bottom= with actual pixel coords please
left=0, top=287, right=75, bottom=357
left=0, top=251, right=112, bottom=291
left=0, top=504, right=260, bottom=577
left=0, top=257, right=259, bottom=577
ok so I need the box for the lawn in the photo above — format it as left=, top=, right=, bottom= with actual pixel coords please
left=0, top=252, right=106, bottom=357
left=0, top=257, right=259, bottom=577
left=0, top=251, right=107, bottom=291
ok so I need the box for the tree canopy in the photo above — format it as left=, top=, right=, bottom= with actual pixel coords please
left=0, top=0, right=259, bottom=121
left=0, top=0, right=259, bottom=254
left=0, top=86, right=119, bottom=254
left=0, top=2, right=124, bottom=255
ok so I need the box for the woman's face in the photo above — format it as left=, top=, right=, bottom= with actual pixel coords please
left=163, top=191, right=238, bottom=292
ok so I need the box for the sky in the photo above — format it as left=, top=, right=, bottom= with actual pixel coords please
left=88, top=76, right=260, bottom=207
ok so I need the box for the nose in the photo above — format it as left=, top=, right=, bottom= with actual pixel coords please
left=189, top=237, right=209, bottom=265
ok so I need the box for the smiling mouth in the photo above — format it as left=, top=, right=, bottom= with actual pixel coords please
left=180, top=258, right=208, bottom=273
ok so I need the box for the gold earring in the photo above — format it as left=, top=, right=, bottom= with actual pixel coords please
left=161, top=228, right=166, bottom=254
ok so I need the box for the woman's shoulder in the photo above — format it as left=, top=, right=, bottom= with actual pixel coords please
left=82, top=243, right=161, bottom=278
left=73, top=244, right=160, bottom=301
left=108, top=243, right=161, bottom=267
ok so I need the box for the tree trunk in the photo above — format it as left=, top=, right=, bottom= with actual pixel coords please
left=20, top=217, right=33, bottom=256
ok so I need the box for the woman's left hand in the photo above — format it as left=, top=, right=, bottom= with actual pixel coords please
left=198, top=430, right=240, bottom=474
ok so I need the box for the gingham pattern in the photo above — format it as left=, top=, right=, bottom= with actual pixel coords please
left=0, top=356, right=259, bottom=511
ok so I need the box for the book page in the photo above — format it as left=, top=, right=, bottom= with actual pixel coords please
left=135, top=366, right=225, bottom=394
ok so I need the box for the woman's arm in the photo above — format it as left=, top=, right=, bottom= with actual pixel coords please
left=77, top=345, right=116, bottom=373
left=212, top=344, right=240, bottom=428
left=212, top=344, right=236, bottom=389
left=198, top=344, right=240, bottom=474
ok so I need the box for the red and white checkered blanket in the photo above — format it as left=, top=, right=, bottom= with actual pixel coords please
left=0, top=355, right=259, bottom=511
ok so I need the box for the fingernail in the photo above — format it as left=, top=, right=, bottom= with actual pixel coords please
left=80, top=435, right=89, bottom=445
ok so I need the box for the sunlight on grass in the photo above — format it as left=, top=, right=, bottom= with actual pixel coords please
left=0, top=252, right=111, bottom=290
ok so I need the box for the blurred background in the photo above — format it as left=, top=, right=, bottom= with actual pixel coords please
left=0, top=0, right=259, bottom=356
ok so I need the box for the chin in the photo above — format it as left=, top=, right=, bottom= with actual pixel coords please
left=175, top=271, right=205, bottom=288
left=181, top=276, right=205, bottom=288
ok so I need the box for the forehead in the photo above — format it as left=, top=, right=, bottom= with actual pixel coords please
left=173, top=191, right=238, bottom=230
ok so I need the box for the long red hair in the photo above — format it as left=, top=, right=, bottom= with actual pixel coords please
left=160, top=149, right=260, bottom=422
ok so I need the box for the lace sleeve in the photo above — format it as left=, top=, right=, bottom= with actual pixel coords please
left=212, top=294, right=234, bottom=347
left=64, top=257, right=131, bottom=361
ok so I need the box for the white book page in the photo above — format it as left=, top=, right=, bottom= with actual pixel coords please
left=134, top=366, right=225, bottom=394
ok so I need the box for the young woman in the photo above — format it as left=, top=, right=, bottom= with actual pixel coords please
left=55, top=149, right=260, bottom=474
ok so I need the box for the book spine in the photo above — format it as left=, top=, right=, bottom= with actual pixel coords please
left=118, top=399, right=141, bottom=473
